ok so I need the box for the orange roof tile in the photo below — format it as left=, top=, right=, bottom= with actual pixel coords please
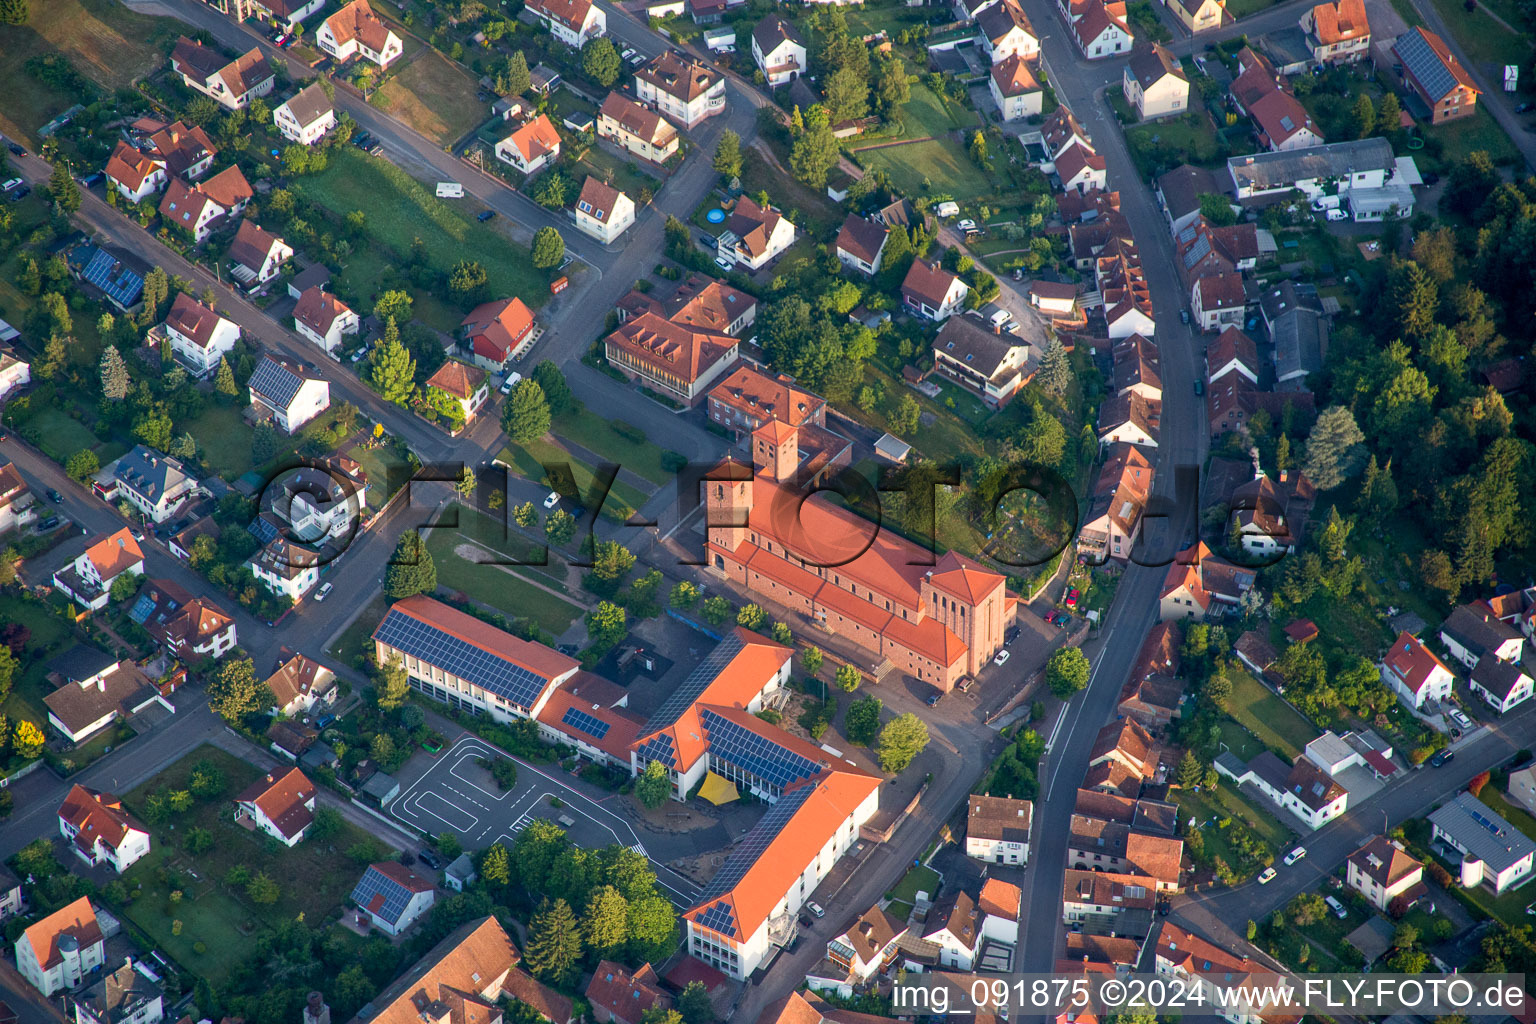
left=85, top=529, right=144, bottom=580
left=22, top=897, right=103, bottom=970
left=59, top=785, right=146, bottom=853
left=235, top=767, right=315, bottom=840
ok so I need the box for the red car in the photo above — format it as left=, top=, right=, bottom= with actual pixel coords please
left=1065, top=588, right=1080, bottom=609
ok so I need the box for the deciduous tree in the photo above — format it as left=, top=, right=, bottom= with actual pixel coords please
left=1046, top=647, right=1090, bottom=698
left=635, top=759, right=671, bottom=808
left=876, top=713, right=929, bottom=772
left=713, top=129, right=742, bottom=180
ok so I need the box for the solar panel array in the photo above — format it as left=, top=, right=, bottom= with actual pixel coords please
left=696, top=783, right=818, bottom=905
left=350, top=866, right=414, bottom=924
left=701, top=709, right=821, bottom=790
left=374, top=608, right=550, bottom=709
left=1469, top=806, right=1506, bottom=837
left=247, top=355, right=304, bottom=408
left=635, top=732, right=677, bottom=768
left=561, top=706, right=611, bottom=741
left=248, top=515, right=281, bottom=544
left=128, top=593, right=157, bottom=626
left=693, top=899, right=738, bottom=937
left=81, top=247, right=145, bottom=309
left=1395, top=29, right=1458, bottom=102
left=641, top=631, right=746, bottom=735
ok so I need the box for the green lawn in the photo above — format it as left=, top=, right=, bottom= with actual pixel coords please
left=1227, top=668, right=1317, bottom=759
left=294, top=148, right=548, bottom=307
left=1226, top=0, right=1279, bottom=17
left=570, top=142, right=662, bottom=201
left=887, top=863, right=940, bottom=905
left=119, top=746, right=388, bottom=986
left=853, top=139, right=994, bottom=203
left=183, top=405, right=259, bottom=480
left=328, top=592, right=393, bottom=669
left=1217, top=719, right=1268, bottom=761
left=0, top=594, right=74, bottom=739
left=1423, top=104, right=1523, bottom=166
left=25, top=407, right=99, bottom=462
left=1125, top=111, right=1224, bottom=176
left=347, top=441, right=414, bottom=507
left=498, top=441, right=652, bottom=520
left=890, top=74, right=980, bottom=141
left=372, top=48, right=487, bottom=147
left=425, top=528, right=583, bottom=635
left=551, top=410, right=672, bottom=486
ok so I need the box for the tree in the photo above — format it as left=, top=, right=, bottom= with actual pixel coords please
left=824, top=65, right=868, bottom=122
left=1046, top=647, right=1090, bottom=698
left=1468, top=770, right=1491, bottom=796
left=587, top=600, right=628, bottom=648
left=48, top=162, right=81, bottom=213
left=65, top=449, right=99, bottom=483
left=207, top=658, right=266, bottom=722
left=676, top=981, right=714, bottom=1024
left=1385, top=258, right=1439, bottom=339
left=713, top=129, right=742, bottom=180
left=251, top=422, right=277, bottom=467
left=1176, top=750, right=1203, bottom=789
left=247, top=872, right=280, bottom=904
left=373, top=289, right=414, bottom=324
left=482, top=843, right=512, bottom=885
left=0, top=0, right=28, bottom=24
left=889, top=394, right=920, bottom=435
left=448, top=259, right=489, bottom=303
left=455, top=466, right=476, bottom=498
left=502, top=50, right=532, bottom=95
left=503, top=379, right=551, bottom=444
left=872, top=51, right=909, bottom=115
left=110, top=572, right=142, bottom=604
left=1035, top=339, right=1073, bottom=396
left=789, top=106, right=839, bottom=189
left=531, top=226, right=565, bottom=270
left=877, top=713, right=929, bottom=772
left=700, top=595, right=732, bottom=625
left=1198, top=193, right=1237, bottom=226
left=529, top=360, right=574, bottom=416
left=582, top=37, right=622, bottom=86
left=1302, top=406, right=1367, bottom=490
left=13, top=719, right=43, bottom=759
left=801, top=645, right=824, bottom=677
left=99, top=345, right=129, bottom=401
left=188, top=759, right=226, bottom=800
left=545, top=509, right=576, bottom=546
left=213, top=356, right=238, bottom=397
left=845, top=696, right=882, bottom=745
left=514, top=501, right=538, bottom=528
left=384, top=531, right=437, bottom=599
left=1377, top=91, right=1402, bottom=135
left=591, top=540, right=638, bottom=584
left=375, top=657, right=411, bottom=711
left=636, top=759, right=671, bottom=807
left=369, top=319, right=417, bottom=406
left=584, top=884, right=629, bottom=954
left=1352, top=92, right=1376, bottom=138
left=834, top=664, right=860, bottom=692
left=0, top=647, right=14, bottom=705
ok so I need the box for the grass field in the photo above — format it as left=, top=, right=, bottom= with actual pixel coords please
left=499, top=440, right=653, bottom=518
left=295, top=148, right=547, bottom=306
left=854, top=139, right=993, bottom=205
left=1424, top=0, right=1533, bottom=76
left=0, top=0, right=179, bottom=145
left=373, top=49, right=487, bottom=147
left=433, top=502, right=569, bottom=589
left=328, top=592, right=393, bottom=667
left=739, top=148, right=843, bottom=238
left=1125, top=112, right=1223, bottom=176
left=891, top=75, right=980, bottom=141
left=183, top=405, right=260, bottom=480
left=425, top=528, right=583, bottom=635
left=1424, top=104, right=1523, bottom=167
left=551, top=410, right=671, bottom=486
left=1227, top=668, right=1317, bottom=759
left=0, top=594, right=73, bottom=733
left=26, top=407, right=99, bottom=462
left=887, top=863, right=940, bottom=905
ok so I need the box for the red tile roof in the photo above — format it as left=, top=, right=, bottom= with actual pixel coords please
left=22, top=897, right=103, bottom=970
left=236, top=767, right=315, bottom=840
left=605, top=311, right=737, bottom=387
left=1309, top=0, right=1368, bottom=44
left=85, top=528, right=144, bottom=580
left=59, top=786, right=145, bottom=853
left=375, top=594, right=580, bottom=682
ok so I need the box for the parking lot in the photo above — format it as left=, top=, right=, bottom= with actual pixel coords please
left=389, top=735, right=702, bottom=904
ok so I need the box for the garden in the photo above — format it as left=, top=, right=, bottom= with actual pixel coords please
left=372, top=48, right=487, bottom=148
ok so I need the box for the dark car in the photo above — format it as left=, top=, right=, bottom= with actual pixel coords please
left=78, top=171, right=104, bottom=188
left=353, top=132, right=373, bottom=149
left=5, top=142, right=23, bottom=156
left=1429, top=749, right=1454, bottom=767
left=477, top=210, right=496, bottom=222
left=419, top=850, right=446, bottom=870
left=797, top=912, right=814, bottom=929
left=8, top=185, right=29, bottom=202
left=47, top=488, right=63, bottom=503
left=316, top=714, right=337, bottom=730
left=39, top=515, right=60, bottom=530
left=1004, top=626, right=1020, bottom=645
left=1518, top=102, right=1534, bottom=113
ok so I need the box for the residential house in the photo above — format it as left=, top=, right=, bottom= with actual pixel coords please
left=976, top=0, right=1039, bottom=64
left=902, top=259, right=970, bottom=320
left=930, top=313, right=1036, bottom=407
left=1158, top=542, right=1255, bottom=621
left=1470, top=657, right=1534, bottom=714
left=1028, top=279, right=1080, bottom=324
left=158, top=172, right=243, bottom=243
left=978, top=878, right=1021, bottom=945
left=1191, top=272, right=1246, bottom=332
left=1430, top=792, right=1535, bottom=893
left=586, top=962, right=670, bottom=1024
left=444, top=854, right=477, bottom=893
left=64, top=241, right=149, bottom=314
left=1477, top=589, right=1536, bottom=640
left=1117, top=674, right=1183, bottom=730
left=170, top=37, right=274, bottom=110
left=1079, top=442, right=1154, bottom=564
left=1167, top=0, right=1226, bottom=32
left=1300, top=0, right=1369, bottom=63
left=833, top=215, right=889, bottom=276
left=104, top=142, right=169, bottom=204
left=58, top=786, right=151, bottom=873
left=719, top=195, right=797, bottom=271
left=351, top=862, right=436, bottom=936
left=955, top=0, right=1001, bottom=20
left=160, top=292, right=240, bottom=376
left=751, top=16, right=806, bottom=87
left=1112, top=333, right=1161, bottom=400
left=43, top=649, right=167, bottom=744
left=0, top=456, right=37, bottom=536
left=71, top=959, right=164, bottom=1024
left=1508, top=764, right=1536, bottom=816
left=248, top=535, right=322, bottom=601
left=1207, top=325, right=1259, bottom=384
left=424, top=359, right=489, bottom=429
left=705, top=362, right=826, bottom=443
left=1440, top=602, right=1525, bottom=670
left=1230, top=46, right=1323, bottom=150
left=1067, top=0, right=1135, bottom=59
left=127, top=578, right=239, bottom=659
left=574, top=177, right=636, bottom=244
left=1380, top=631, right=1456, bottom=710
left=265, top=650, right=337, bottom=716
left=460, top=297, right=537, bottom=370
left=1259, top=281, right=1328, bottom=383
left=965, top=794, right=1032, bottom=865
left=1229, top=466, right=1315, bottom=557
left=247, top=354, right=331, bottom=434
left=0, top=864, right=20, bottom=921
left=596, top=92, right=680, bottom=163
left=1097, top=236, right=1156, bottom=338
left=1123, top=44, right=1188, bottom=119
left=52, top=528, right=144, bottom=611
left=494, top=114, right=562, bottom=174
left=273, top=83, right=336, bottom=145
left=259, top=456, right=366, bottom=543
left=316, top=0, right=403, bottom=66
left=235, top=767, right=316, bottom=847
left=1088, top=719, right=1156, bottom=779
left=1176, top=219, right=1259, bottom=286
left=1226, top=137, right=1407, bottom=208
left=990, top=55, right=1043, bottom=121
left=226, top=220, right=293, bottom=288
left=292, top=286, right=359, bottom=355
left=819, top=905, right=906, bottom=989
left=1346, top=836, right=1426, bottom=912
left=923, top=890, right=982, bottom=970
left=1061, top=870, right=1155, bottom=934
left=1156, top=163, right=1220, bottom=235
left=1218, top=749, right=1347, bottom=830
left=1392, top=27, right=1478, bottom=124
left=634, top=51, right=725, bottom=128
left=604, top=313, right=738, bottom=404
left=525, top=0, right=604, bottom=44
left=1098, top=391, right=1161, bottom=448
left=1057, top=141, right=1108, bottom=194
left=14, top=898, right=106, bottom=997
left=1154, top=924, right=1295, bottom=1024
left=136, top=119, right=216, bottom=182
left=247, top=0, right=326, bottom=30
left=113, top=446, right=199, bottom=523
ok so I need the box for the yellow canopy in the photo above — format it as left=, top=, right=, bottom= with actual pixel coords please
left=698, top=771, right=739, bottom=805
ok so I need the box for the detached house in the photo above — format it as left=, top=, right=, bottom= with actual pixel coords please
left=1380, top=631, right=1455, bottom=710
left=966, top=794, right=1032, bottom=865
left=161, top=292, right=240, bottom=377
left=351, top=862, right=436, bottom=936
left=1167, top=0, right=1226, bottom=33
left=1440, top=602, right=1525, bottom=670
left=1470, top=658, right=1535, bottom=715
left=104, top=142, right=168, bottom=204
left=425, top=360, right=490, bottom=427
left=990, top=55, right=1043, bottom=121
left=931, top=313, right=1035, bottom=407
left=1392, top=27, right=1479, bottom=124
left=73, top=959, right=164, bottom=1024
left=161, top=164, right=251, bottom=242
left=227, top=220, right=293, bottom=288
left=752, top=16, right=806, bottom=88
left=249, top=535, right=323, bottom=601
left=833, top=215, right=889, bottom=276
left=818, top=905, right=906, bottom=990
left=58, top=786, right=151, bottom=874
left=114, top=445, right=199, bottom=523
left=922, top=890, right=982, bottom=971
left=1190, top=272, right=1247, bottom=332
left=975, top=0, right=1039, bottom=64
left=1230, top=47, right=1322, bottom=151
left=902, top=259, right=969, bottom=320
left=171, top=37, right=274, bottom=110
left=634, top=51, right=725, bottom=128
left=293, top=286, right=359, bottom=355
left=248, top=354, right=331, bottom=434
left=1228, top=466, right=1315, bottom=557
left=1158, top=541, right=1254, bottom=621
left=719, top=195, right=797, bottom=271
left=43, top=648, right=167, bottom=744
left=1123, top=43, right=1188, bottom=119
left=53, top=528, right=144, bottom=611
left=235, top=768, right=317, bottom=847
left=317, top=0, right=403, bottom=67
left=1067, top=0, right=1134, bottom=59
left=1347, top=835, right=1426, bottom=912
left=274, top=83, right=336, bottom=145
left=574, top=177, right=636, bottom=244
left=1430, top=792, right=1535, bottom=893
left=14, top=898, right=106, bottom=997
left=586, top=962, right=670, bottom=1024
left=525, top=0, right=606, bottom=46
left=265, top=649, right=338, bottom=716
left=494, top=114, right=562, bottom=174
left=0, top=457, right=36, bottom=536
left=460, top=297, right=537, bottom=370
left=127, top=578, right=239, bottom=659
left=1300, top=0, right=1369, bottom=63
left=597, top=92, right=680, bottom=163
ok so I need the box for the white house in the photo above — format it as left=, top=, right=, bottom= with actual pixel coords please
left=989, top=55, right=1043, bottom=121
left=1430, top=792, right=1536, bottom=894
left=161, top=292, right=239, bottom=377
left=1440, top=602, right=1526, bottom=670
left=752, top=16, right=806, bottom=88
left=1123, top=43, right=1189, bottom=119
left=292, top=286, right=359, bottom=356
left=113, top=446, right=199, bottom=524
left=265, top=650, right=338, bottom=716
left=73, top=959, right=165, bottom=1024
left=833, top=215, right=889, bottom=276
left=43, top=648, right=169, bottom=744
left=170, top=37, right=275, bottom=111
left=104, top=142, right=168, bottom=204
left=424, top=360, right=490, bottom=427
left=127, top=578, right=239, bottom=661
left=932, top=314, right=1035, bottom=408
left=226, top=220, right=293, bottom=288
left=1191, top=272, right=1246, bottom=333
left=52, top=528, right=144, bottom=611
left=524, top=0, right=605, bottom=46
left=718, top=196, right=797, bottom=271
left=573, top=177, right=636, bottom=244
left=901, top=259, right=969, bottom=321
left=634, top=51, right=725, bottom=129
left=316, top=0, right=403, bottom=67
left=1226, top=137, right=1403, bottom=202
left=1069, top=0, right=1135, bottom=59
left=235, top=768, right=317, bottom=847
left=1097, top=391, right=1160, bottom=448
left=273, top=83, right=336, bottom=146
left=58, top=786, right=151, bottom=874
left=1346, top=836, right=1425, bottom=912
left=978, top=879, right=1021, bottom=946
left=1469, top=658, right=1535, bottom=714
left=158, top=178, right=230, bottom=244
left=1218, top=751, right=1347, bottom=831
left=965, top=794, right=1031, bottom=866
left=248, top=355, right=331, bottom=434
left=14, top=898, right=106, bottom=997
left=249, top=536, right=322, bottom=601
left=921, top=890, right=981, bottom=971
left=596, top=92, right=680, bottom=164
left=1379, top=631, right=1455, bottom=710
left=0, top=455, right=37, bottom=537
left=351, top=862, right=436, bottom=936
left=816, top=906, right=906, bottom=991
left=1056, top=141, right=1108, bottom=194
left=976, top=0, right=1039, bottom=64
left=494, top=114, right=562, bottom=175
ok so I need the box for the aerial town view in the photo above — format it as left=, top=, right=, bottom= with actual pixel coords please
left=0, top=0, right=1534, bottom=1016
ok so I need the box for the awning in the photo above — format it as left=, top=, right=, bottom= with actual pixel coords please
left=698, top=771, right=739, bottom=805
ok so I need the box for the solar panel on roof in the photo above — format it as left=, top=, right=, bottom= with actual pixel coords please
left=694, top=900, right=738, bottom=937
left=1396, top=29, right=1458, bottom=102
left=696, top=783, right=817, bottom=903
left=81, top=248, right=145, bottom=308
left=635, top=733, right=677, bottom=768
left=128, top=593, right=156, bottom=625
left=350, top=866, right=414, bottom=924
left=561, top=706, right=611, bottom=741
left=247, top=355, right=304, bottom=408
left=374, top=608, right=552, bottom=710
left=701, top=709, right=821, bottom=790
left=641, top=631, right=746, bottom=735
left=248, top=516, right=281, bottom=544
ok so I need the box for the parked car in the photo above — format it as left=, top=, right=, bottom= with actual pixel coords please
left=77, top=172, right=103, bottom=188
left=316, top=714, right=337, bottom=730
left=993, top=649, right=1010, bottom=667
left=4, top=142, right=23, bottom=156
left=1257, top=866, right=1277, bottom=884
left=621, top=47, right=637, bottom=60
left=714, top=255, right=735, bottom=271
left=1517, top=102, right=1534, bottom=113
left=1429, top=748, right=1454, bottom=767
left=958, top=677, right=975, bottom=693
left=629, top=52, right=646, bottom=66
left=418, top=850, right=445, bottom=871
left=797, top=912, right=814, bottom=928
left=1324, top=895, right=1348, bottom=919
left=1065, top=588, right=1080, bottom=609
left=315, top=582, right=334, bottom=601
left=8, top=185, right=29, bottom=202
left=39, top=515, right=60, bottom=530
left=543, top=490, right=562, bottom=509
left=1179, top=309, right=1190, bottom=324
left=957, top=218, right=977, bottom=231
left=1325, top=208, right=1348, bottom=222
left=478, top=210, right=496, bottom=222
left=1194, top=379, right=1204, bottom=396
left=806, top=902, right=825, bottom=918
left=0, top=178, right=22, bottom=193
left=1050, top=610, right=1070, bottom=626
left=1004, top=626, right=1020, bottom=645
left=925, top=692, right=943, bottom=707
left=1283, top=846, right=1307, bottom=865
left=352, top=132, right=373, bottom=149
left=47, top=488, right=63, bottom=503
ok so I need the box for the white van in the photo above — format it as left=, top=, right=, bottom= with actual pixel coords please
left=1324, top=896, right=1347, bottom=919
left=435, top=182, right=465, bottom=198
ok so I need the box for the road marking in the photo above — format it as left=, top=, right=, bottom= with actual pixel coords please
left=1043, top=704, right=1068, bottom=754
